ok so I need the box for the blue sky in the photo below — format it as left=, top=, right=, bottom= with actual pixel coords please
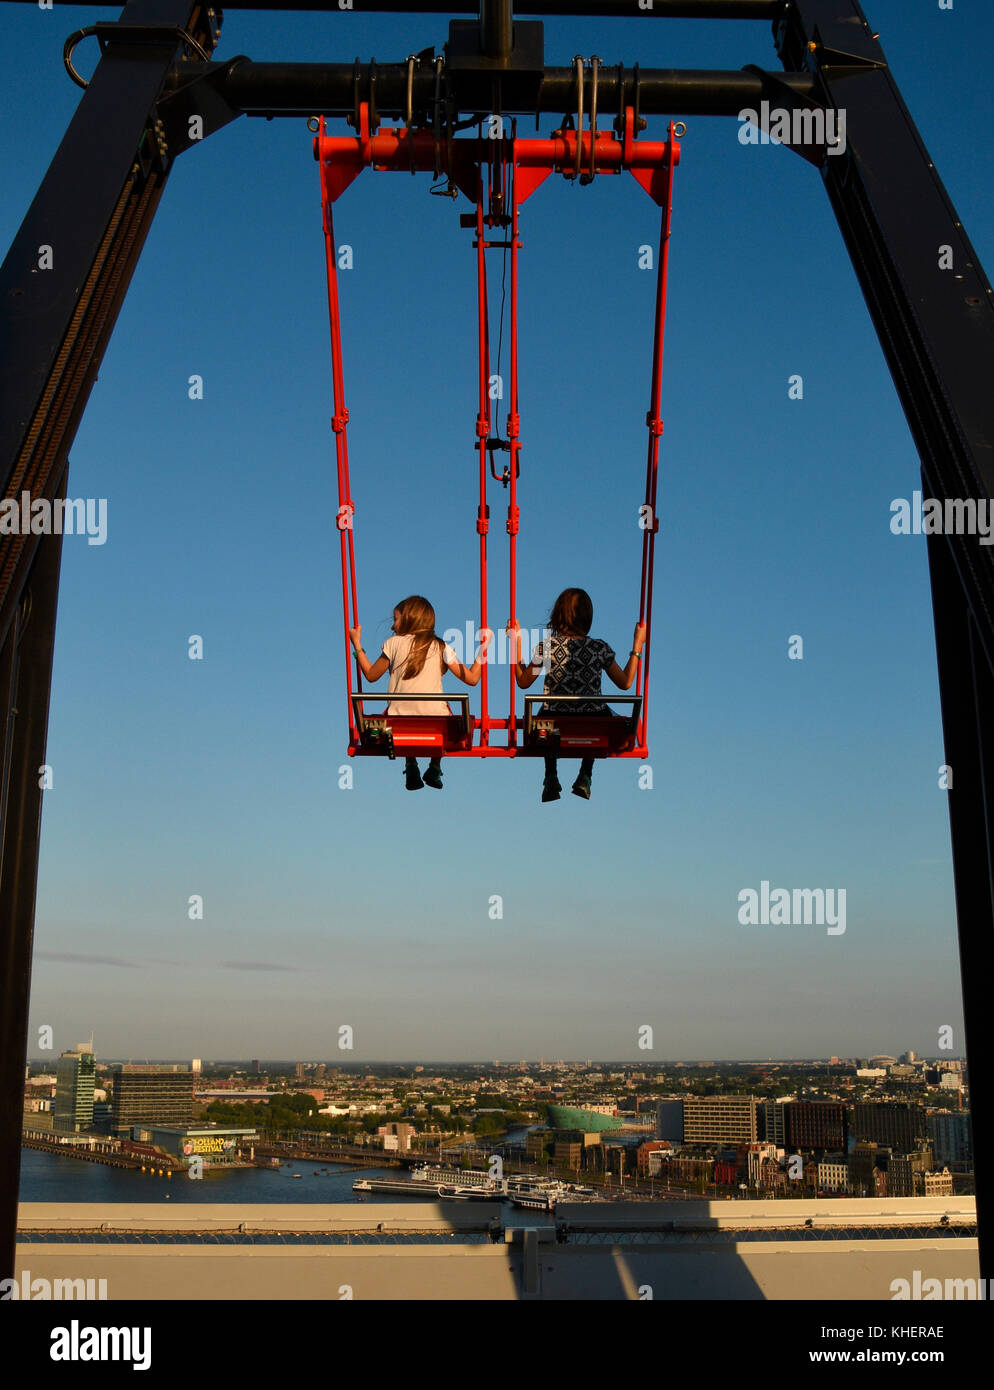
left=3, top=2, right=990, bottom=1061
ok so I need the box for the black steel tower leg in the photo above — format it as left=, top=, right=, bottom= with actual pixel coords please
left=0, top=531, right=64, bottom=1282
left=927, top=529, right=994, bottom=1280
left=0, top=0, right=219, bottom=1283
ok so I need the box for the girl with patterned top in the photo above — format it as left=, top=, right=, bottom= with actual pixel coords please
left=350, top=595, right=487, bottom=791
left=510, top=588, right=646, bottom=801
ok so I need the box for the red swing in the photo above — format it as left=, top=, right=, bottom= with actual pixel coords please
left=315, top=97, right=678, bottom=761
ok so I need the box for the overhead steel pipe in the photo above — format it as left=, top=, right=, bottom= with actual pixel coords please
left=0, top=1, right=782, bottom=15
left=199, top=60, right=816, bottom=118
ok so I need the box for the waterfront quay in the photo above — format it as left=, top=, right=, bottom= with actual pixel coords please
left=254, top=1140, right=404, bottom=1169
left=21, top=1130, right=183, bottom=1174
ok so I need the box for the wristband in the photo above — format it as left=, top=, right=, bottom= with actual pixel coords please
left=630, top=650, right=642, bottom=659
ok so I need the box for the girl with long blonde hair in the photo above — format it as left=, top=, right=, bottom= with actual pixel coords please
left=350, top=595, right=485, bottom=790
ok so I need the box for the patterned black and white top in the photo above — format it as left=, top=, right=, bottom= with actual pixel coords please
left=530, top=635, right=617, bottom=715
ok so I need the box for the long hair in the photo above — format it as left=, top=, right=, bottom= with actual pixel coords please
left=393, top=595, right=445, bottom=678
left=548, top=588, right=593, bottom=637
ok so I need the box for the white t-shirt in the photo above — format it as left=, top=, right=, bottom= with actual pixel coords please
left=381, top=634, right=458, bottom=715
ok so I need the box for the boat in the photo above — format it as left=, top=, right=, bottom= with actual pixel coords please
left=509, top=1191, right=557, bottom=1211
left=291, top=1174, right=303, bottom=1180
left=437, top=1184, right=500, bottom=1202
left=352, top=1176, right=500, bottom=1200
left=506, top=1176, right=598, bottom=1210
left=353, top=1177, right=438, bottom=1197
left=416, top=1165, right=503, bottom=1192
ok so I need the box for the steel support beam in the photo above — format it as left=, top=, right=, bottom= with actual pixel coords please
left=0, top=531, right=64, bottom=1285
left=0, top=0, right=219, bottom=1285
left=1, top=1, right=782, bottom=14
left=780, top=0, right=994, bottom=1278
left=927, top=529, right=994, bottom=1271
left=166, top=59, right=815, bottom=120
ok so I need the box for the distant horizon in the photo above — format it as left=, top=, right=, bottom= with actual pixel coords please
left=26, top=1054, right=967, bottom=1067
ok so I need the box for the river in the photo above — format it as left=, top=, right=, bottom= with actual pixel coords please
left=17, top=1147, right=552, bottom=1224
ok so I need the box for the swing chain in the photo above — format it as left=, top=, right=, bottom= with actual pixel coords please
left=580, top=56, right=600, bottom=185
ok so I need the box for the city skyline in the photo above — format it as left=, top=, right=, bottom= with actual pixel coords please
left=24, top=1048, right=969, bottom=1066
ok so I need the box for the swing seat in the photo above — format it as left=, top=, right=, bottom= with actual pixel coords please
left=521, top=694, right=643, bottom=756
left=351, top=693, right=473, bottom=758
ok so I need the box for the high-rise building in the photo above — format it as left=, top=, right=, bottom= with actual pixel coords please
left=54, top=1044, right=96, bottom=1133
left=656, top=1100, right=684, bottom=1144
left=760, top=1099, right=788, bottom=1146
left=682, top=1096, right=757, bottom=1146
left=191, top=1059, right=202, bottom=1074
left=853, top=1102, right=927, bottom=1152
left=784, top=1101, right=847, bottom=1152
left=251, top=1060, right=260, bottom=1072
left=928, top=1111, right=973, bottom=1167
left=111, top=1066, right=194, bottom=1133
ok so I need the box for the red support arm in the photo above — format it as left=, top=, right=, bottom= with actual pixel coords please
left=319, top=116, right=362, bottom=748
left=636, top=121, right=679, bottom=749
left=475, top=164, right=492, bottom=745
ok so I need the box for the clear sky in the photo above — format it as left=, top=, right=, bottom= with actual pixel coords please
left=3, top=1, right=990, bottom=1062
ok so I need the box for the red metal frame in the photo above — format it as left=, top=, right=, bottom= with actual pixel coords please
left=315, top=110, right=679, bottom=760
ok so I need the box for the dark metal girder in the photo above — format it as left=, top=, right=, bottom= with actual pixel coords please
left=0, top=0, right=782, bottom=14
left=0, top=0, right=219, bottom=1286
left=165, top=59, right=815, bottom=120
left=926, top=530, right=994, bottom=1276
left=780, top=0, right=994, bottom=1281
left=0, top=0, right=221, bottom=641
left=0, top=531, right=64, bottom=1296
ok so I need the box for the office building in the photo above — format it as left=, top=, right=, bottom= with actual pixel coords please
left=111, top=1066, right=194, bottom=1133
left=53, top=1044, right=96, bottom=1133
left=853, top=1102, right=927, bottom=1152
left=656, top=1099, right=684, bottom=1144
left=784, top=1101, right=847, bottom=1152
left=760, top=1099, right=787, bottom=1146
left=682, top=1096, right=757, bottom=1146
left=927, top=1111, right=972, bottom=1167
